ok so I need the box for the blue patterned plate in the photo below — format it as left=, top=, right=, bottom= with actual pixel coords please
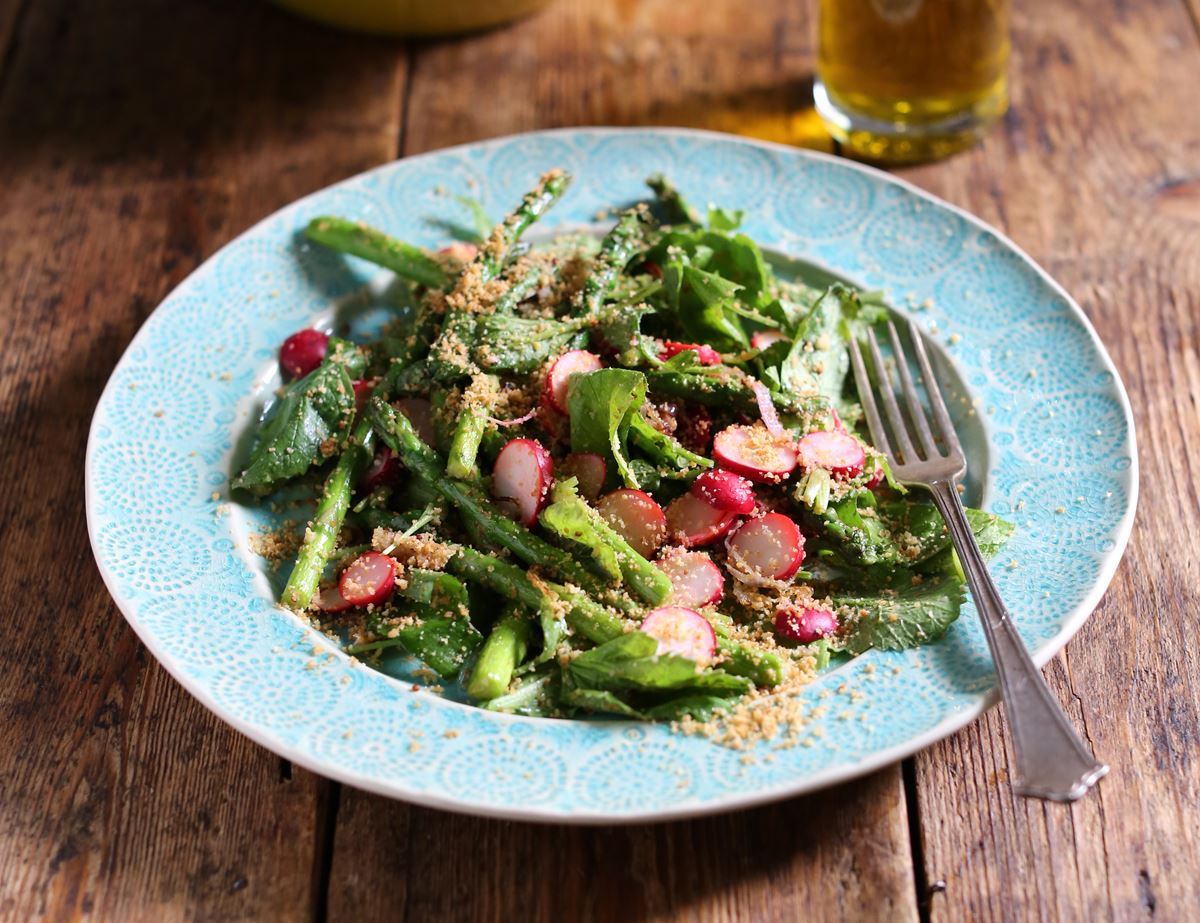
left=86, top=129, right=1136, bottom=822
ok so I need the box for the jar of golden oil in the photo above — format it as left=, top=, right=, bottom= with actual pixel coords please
left=814, top=0, right=1010, bottom=162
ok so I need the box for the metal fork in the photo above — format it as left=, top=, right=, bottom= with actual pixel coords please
left=849, top=318, right=1108, bottom=802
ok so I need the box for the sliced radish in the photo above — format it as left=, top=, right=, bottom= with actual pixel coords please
left=643, top=261, right=663, bottom=279
left=491, top=438, right=554, bottom=527
left=394, top=397, right=436, bottom=446
left=774, top=605, right=838, bottom=644
left=712, top=423, right=798, bottom=484
left=596, top=488, right=667, bottom=558
left=438, top=242, right=479, bottom=262
left=726, top=513, right=805, bottom=580
left=640, top=606, right=717, bottom=664
left=361, top=446, right=401, bottom=492
left=796, top=429, right=866, bottom=478
left=664, top=492, right=739, bottom=548
left=544, top=350, right=603, bottom=414
left=751, top=380, right=787, bottom=438
left=315, top=582, right=353, bottom=613
left=338, top=552, right=397, bottom=607
left=561, top=453, right=607, bottom=500
left=656, top=551, right=724, bottom=608
left=691, top=469, right=756, bottom=515
left=279, top=329, right=329, bottom=380
left=659, top=341, right=722, bottom=366
left=751, top=329, right=788, bottom=350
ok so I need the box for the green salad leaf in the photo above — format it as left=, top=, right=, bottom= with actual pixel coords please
left=567, top=367, right=647, bottom=488
left=474, top=314, right=589, bottom=373
left=567, top=632, right=752, bottom=695
left=232, top=356, right=358, bottom=495
left=836, top=576, right=966, bottom=654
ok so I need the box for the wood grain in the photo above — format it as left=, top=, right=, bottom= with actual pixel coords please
left=0, top=0, right=405, bottom=919
left=0, top=0, right=24, bottom=76
left=328, top=770, right=918, bottom=923
left=899, top=0, right=1200, bottom=919
left=402, top=0, right=832, bottom=155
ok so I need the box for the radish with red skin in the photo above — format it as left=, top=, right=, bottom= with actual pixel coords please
left=643, top=261, right=663, bottom=279
left=279, top=329, right=329, bottom=380
left=543, top=350, right=603, bottom=414
left=796, top=429, right=866, bottom=478
left=751, top=329, right=787, bottom=350
left=726, top=513, right=805, bottom=580
left=664, top=492, right=739, bottom=548
left=315, top=582, right=354, bottom=614
left=491, top=438, right=554, bottom=527
left=640, top=606, right=717, bottom=664
left=338, top=552, right=397, bottom=607
left=596, top=488, right=666, bottom=558
left=655, top=551, right=724, bottom=608
left=712, top=423, right=798, bottom=484
left=691, top=469, right=756, bottom=515
left=774, top=605, right=838, bottom=644
left=438, top=242, right=478, bottom=262
left=361, top=446, right=401, bottom=491
left=659, top=341, right=722, bottom=366
left=394, top=397, right=436, bottom=446
left=562, top=453, right=607, bottom=500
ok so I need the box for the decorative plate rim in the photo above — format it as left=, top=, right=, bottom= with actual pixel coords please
left=85, top=127, right=1138, bottom=823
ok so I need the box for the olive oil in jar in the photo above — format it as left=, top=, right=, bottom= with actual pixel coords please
left=814, top=0, right=1010, bottom=162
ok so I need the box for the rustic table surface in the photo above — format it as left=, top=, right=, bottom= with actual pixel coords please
left=1, top=0, right=1198, bottom=919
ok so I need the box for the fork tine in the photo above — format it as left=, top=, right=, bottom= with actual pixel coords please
left=865, top=327, right=917, bottom=463
left=906, top=318, right=963, bottom=456
left=886, top=320, right=938, bottom=458
left=848, top=336, right=892, bottom=457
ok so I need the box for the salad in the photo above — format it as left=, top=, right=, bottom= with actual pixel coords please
left=234, top=169, right=1012, bottom=723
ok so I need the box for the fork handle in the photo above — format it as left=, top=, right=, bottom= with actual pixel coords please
left=926, top=480, right=1108, bottom=801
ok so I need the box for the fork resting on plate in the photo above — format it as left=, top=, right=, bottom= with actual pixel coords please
left=849, top=319, right=1108, bottom=801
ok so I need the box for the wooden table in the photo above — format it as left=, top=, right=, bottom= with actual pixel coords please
left=1, top=0, right=1197, bottom=918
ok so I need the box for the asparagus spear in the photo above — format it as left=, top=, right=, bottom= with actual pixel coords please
left=716, top=638, right=784, bottom=687
left=446, top=546, right=626, bottom=644
left=646, top=173, right=701, bottom=226
left=478, top=169, right=572, bottom=280
left=627, top=413, right=713, bottom=473
left=429, top=171, right=573, bottom=381
left=367, top=396, right=610, bottom=595
left=445, top=403, right=489, bottom=480
left=490, top=264, right=542, bottom=314
left=466, top=604, right=532, bottom=700
left=571, top=207, right=648, bottom=317
left=540, top=481, right=673, bottom=606
left=304, top=217, right=449, bottom=290
left=282, top=418, right=374, bottom=610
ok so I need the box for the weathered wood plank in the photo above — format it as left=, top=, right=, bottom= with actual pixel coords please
left=901, top=0, right=1200, bottom=919
left=329, top=770, right=918, bottom=923
left=403, top=0, right=832, bottom=155
left=0, top=1, right=406, bottom=919
left=327, top=4, right=915, bottom=921
left=0, top=0, right=24, bottom=77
